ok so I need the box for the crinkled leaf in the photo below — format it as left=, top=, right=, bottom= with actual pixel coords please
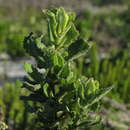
left=52, top=53, right=64, bottom=67
left=63, top=23, right=79, bottom=47
left=35, top=35, right=46, bottom=50
left=57, top=53, right=64, bottom=67
left=24, top=33, right=44, bottom=57
left=24, top=63, right=33, bottom=73
left=58, top=63, right=70, bottom=79
left=52, top=53, right=59, bottom=66
left=84, top=86, right=113, bottom=108
left=43, top=83, right=50, bottom=97
left=68, top=39, right=91, bottom=60
left=74, top=79, right=85, bottom=99
left=56, top=8, right=69, bottom=35
left=87, top=79, right=99, bottom=95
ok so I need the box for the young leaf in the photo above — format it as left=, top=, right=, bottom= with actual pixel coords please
left=24, top=63, right=33, bottom=73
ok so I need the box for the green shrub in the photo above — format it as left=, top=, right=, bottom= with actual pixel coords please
left=0, top=19, right=11, bottom=52
left=6, top=24, right=28, bottom=57
left=21, top=7, right=112, bottom=130
left=89, top=0, right=128, bottom=6
left=76, top=11, right=94, bottom=40
left=0, top=12, right=46, bottom=57
left=0, top=81, right=37, bottom=130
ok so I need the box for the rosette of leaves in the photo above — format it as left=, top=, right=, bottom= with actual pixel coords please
left=21, top=8, right=112, bottom=130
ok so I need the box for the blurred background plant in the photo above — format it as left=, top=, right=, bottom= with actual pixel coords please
left=0, top=81, right=40, bottom=130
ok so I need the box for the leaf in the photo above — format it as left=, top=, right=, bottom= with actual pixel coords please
left=67, top=72, right=76, bottom=83
left=24, top=63, right=33, bottom=73
left=48, top=22, right=55, bottom=42
left=56, top=8, right=69, bottom=34
left=24, top=76, right=38, bottom=85
left=84, top=86, right=113, bottom=109
left=52, top=53, right=59, bottom=66
left=22, top=82, right=41, bottom=92
left=47, top=11, right=58, bottom=38
left=63, top=23, right=79, bottom=47
left=23, top=33, right=44, bottom=57
left=43, top=83, right=50, bottom=97
left=68, top=39, right=91, bottom=60
left=58, top=63, right=70, bottom=79
left=74, top=79, right=85, bottom=99
left=24, top=64, right=44, bottom=83
left=86, top=78, right=99, bottom=95
left=20, top=93, right=45, bottom=102
left=22, top=82, right=35, bottom=92
left=75, top=116, right=101, bottom=128
left=57, top=53, right=64, bottom=67
left=35, top=35, right=46, bottom=50
left=52, top=53, right=64, bottom=67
